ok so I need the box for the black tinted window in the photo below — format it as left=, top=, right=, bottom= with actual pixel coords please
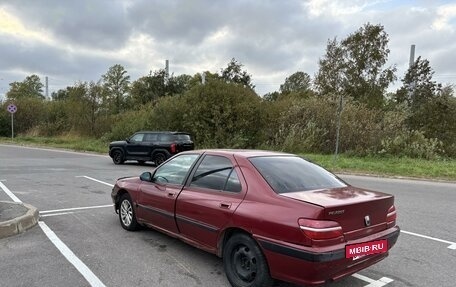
left=191, top=155, right=240, bottom=192
left=249, top=156, right=346, bottom=194
left=144, top=133, right=158, bottom=142
left=130, top=133, right=144, bottom=142
left=176, top=134, right=191, bottom=141
left=158, top=134, right=175, bottom=141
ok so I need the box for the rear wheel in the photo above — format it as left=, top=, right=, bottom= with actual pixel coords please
left=112, top=150, right=124, bottom=165
left=223, top=233, right=273, bottom=287
left=118, top=193, right=139, bottom=231
left=152, top=152, right=167, bottom=166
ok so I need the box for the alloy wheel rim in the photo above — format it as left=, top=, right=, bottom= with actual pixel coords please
left=120, top=200, right=132, bottom=226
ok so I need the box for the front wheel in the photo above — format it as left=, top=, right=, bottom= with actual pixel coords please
left=223, top=233, right=274, bottom=287
left=118, top=193, right=139, bottom=231
left=112, top=150, right=124, bottom=165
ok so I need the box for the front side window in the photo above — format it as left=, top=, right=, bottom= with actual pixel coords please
left=153, top=154, right=199, bottom=185
left=130, top=133, right=144, bottom=142
left=249, top=156, right=347, bottom=194
left=191, top=155, right=241, bottom=192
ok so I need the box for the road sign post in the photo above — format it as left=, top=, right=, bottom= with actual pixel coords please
left=6, top=104, right=17, bottom=140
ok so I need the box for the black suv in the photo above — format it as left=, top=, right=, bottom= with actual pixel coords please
left=109, top=131, right=194, bottom=165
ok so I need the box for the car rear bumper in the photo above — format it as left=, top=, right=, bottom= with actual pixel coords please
left=257, top=226, right=400, bottom=286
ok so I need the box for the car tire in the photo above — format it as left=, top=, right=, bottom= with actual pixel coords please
left=152, top=152, right=167, bottom=166
left=118, top=193, right=139, bottom=231
left=223, top=233, right=274, bottom=287
left=112, top=150, right=125, bottom=165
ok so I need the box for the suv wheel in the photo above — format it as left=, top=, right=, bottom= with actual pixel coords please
left=112, top=150, right=125, bottom=165
left=153, top=152, right=167, bottom=166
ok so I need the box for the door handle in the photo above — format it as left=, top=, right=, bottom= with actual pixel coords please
left=219, top=203, right=231, bottom=209
left=168, top=192, right=175, bottom=197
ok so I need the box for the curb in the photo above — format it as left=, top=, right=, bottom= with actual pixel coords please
left=0, top=202, right=40, bottom=239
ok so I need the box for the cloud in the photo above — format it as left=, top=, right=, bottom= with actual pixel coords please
left=0, top=0, right=455, bottom=98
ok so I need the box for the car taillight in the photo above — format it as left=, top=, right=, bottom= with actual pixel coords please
left=298, top=218, right=344, bottom=240
left=387, top=205, right=397, bottom=228
left=170, top=143, right=177, bottom=153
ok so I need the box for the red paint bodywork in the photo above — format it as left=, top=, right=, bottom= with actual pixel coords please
left=112, top=150, right=400, bottom=286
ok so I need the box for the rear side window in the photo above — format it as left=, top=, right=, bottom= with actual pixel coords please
left=249, top=156, right=346, bottom=194
left=144, top=133, right=158, bottom=142
left=158, top=134, right=175, bottom=141
left=176, top=134, right=191, bottom=141
left=191, top=155, right=241, bottom=192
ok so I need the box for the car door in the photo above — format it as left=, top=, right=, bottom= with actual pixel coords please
left=126, top=133, right=148, bottom=156
left=175, top=154, right=246, bottom=249
left=136, top=153, right=200, bottom=234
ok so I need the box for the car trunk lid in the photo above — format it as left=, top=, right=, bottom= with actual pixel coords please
left=281, top=186, right=394, bottom=240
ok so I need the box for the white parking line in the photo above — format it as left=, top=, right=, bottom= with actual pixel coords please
left=40, top=204, right=113, bottom=214
left=41, top=212, right=75, bottom=217
left=0, top=181, right=22, bottom=203
left=352, top=273, right=394, bottom=286
left=0, top=181, right=106, bottom=286
left=402, top=230, right=456, bottom=250
left=39, top=222, right=106, bottom=287
left=76, top=176, right=114, bottom=187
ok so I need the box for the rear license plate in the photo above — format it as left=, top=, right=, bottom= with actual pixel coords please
left=345, top=239, right=387, bottom=259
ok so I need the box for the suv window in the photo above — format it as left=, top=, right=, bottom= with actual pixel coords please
left=249, top=156, right=346, bottom=194
left=130, top=133, right=144, bottom=142
left=176, top=134, right=191, bottom=141
left=144, top=133, right=158, bottom=142
left=191, top=155, right=241, bottom=192
left=158, top=134, right=175, bottom=141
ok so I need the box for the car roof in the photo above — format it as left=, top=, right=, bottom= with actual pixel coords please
left=182, top=149, right=295, bottom=159
left=135, top=131, right=190, bottom=135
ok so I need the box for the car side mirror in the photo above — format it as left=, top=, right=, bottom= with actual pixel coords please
left=140, top=172, right=152, bottom=182
left=125, top=138, right=130, bottom=143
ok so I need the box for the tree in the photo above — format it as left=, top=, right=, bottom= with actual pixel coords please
left=395, top=56, right=441, bottom=108
left=102, top=64, right=130, bottom=113
left=6, top=75, right=44, bottom=100
left=129, top=70, right=192, bottom=106
left=315, top=23, right=396, bottom=107
left=219, top=58, right=255, bottom=89
left=280, top=71, right=312, bottom=94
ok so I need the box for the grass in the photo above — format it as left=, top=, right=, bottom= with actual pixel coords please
left=1, top=136, right=455, bottom=181
left=301, top=153, right=456, bottom=181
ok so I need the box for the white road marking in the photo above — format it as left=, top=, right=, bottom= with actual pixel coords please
left=352, top=273, right=375, bottom=283
left=41, top=212, right=75, bottom=217
left=76, top=176, right=114, bottom=187
left=0, top=181, right=22, bottom=203
left=402, top=230, right=456, bottom=249
left=38, top=221, right=106, bottom=287
left=352, top=273, right=394, bottom=286
left=40, top=204, right=113, bottom=214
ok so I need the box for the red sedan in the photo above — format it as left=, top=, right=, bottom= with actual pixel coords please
left=111, top=150, right=400, bottom=287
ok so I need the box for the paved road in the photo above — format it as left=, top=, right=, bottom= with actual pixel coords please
left=0, top=144, right=455, bottom=287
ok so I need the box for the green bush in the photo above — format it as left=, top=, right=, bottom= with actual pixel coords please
left=379, top=130, right=443, bottom=159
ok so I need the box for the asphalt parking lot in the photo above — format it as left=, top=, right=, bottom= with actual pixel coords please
left=1, top=144, right=455, bottom=287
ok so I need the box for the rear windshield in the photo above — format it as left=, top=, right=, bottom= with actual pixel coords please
left=249, top=156, right=347, bottom=194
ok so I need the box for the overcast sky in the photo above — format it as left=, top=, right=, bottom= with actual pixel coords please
left=0, top=0, right=455, bottom=100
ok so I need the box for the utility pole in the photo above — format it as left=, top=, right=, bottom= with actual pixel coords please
left=165, top=60, right=169, bottom=84
left=409, top=44, right=415, bottom=68
left=45, top=76, right=49, bottom=99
